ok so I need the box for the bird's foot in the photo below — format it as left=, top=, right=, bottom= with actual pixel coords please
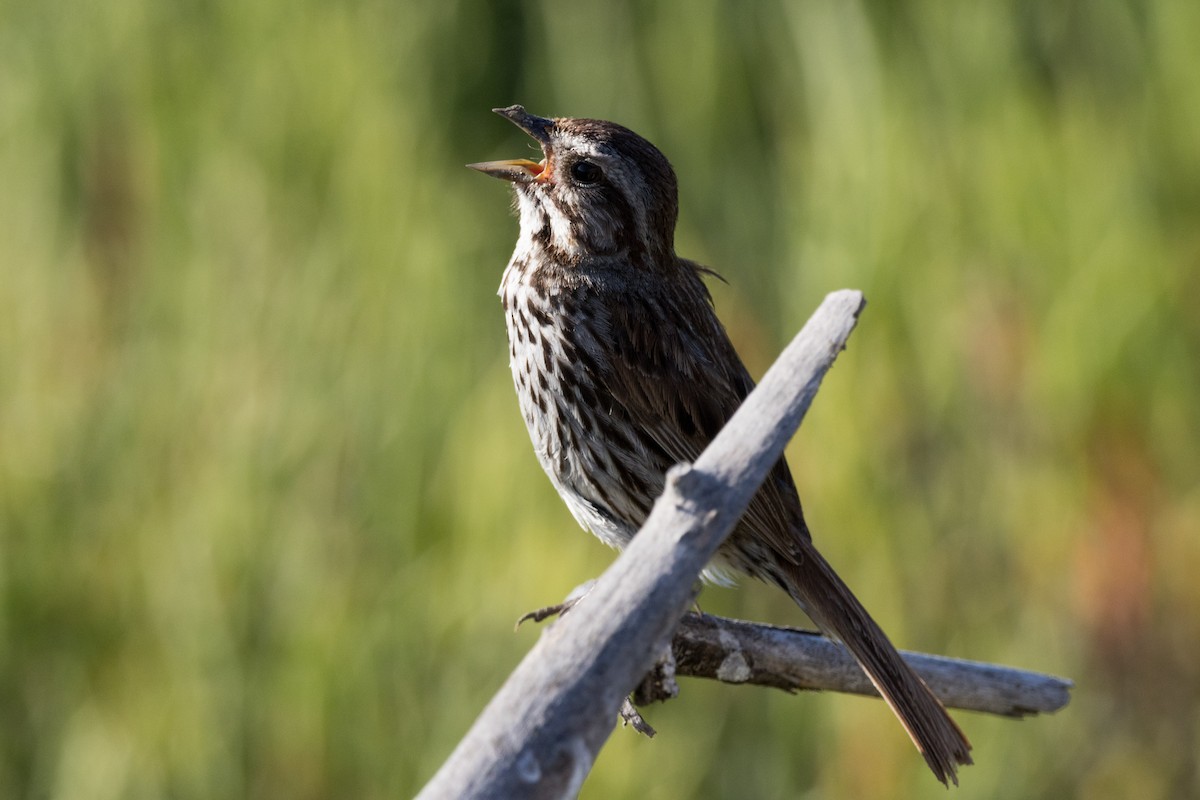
left=514, top=579, right=596, bottom=629
left=620, top=697, right=656, bottom=737
left=515, top=600, right=575, bottom=627
left=620, top=641, right=678, bottom=739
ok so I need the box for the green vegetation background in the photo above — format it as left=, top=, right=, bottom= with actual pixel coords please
left=3, top=1, right=1198, bottom=797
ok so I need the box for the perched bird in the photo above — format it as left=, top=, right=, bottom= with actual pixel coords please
left=469, top=105, right=972, bottom=785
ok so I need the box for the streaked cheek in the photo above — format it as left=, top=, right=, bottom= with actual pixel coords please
left=545, top=197, right=583, bottom=258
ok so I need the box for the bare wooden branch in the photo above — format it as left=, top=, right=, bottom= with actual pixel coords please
left=416, top=289, right=1074, bottom=799
left=667, top=613, right=1072, bottom=718
left=417, top=290, right=868, bottom=800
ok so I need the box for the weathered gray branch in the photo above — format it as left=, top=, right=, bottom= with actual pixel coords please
left=666, top=613, right=1072, bottom=718
left=416, top=290, right=1072, bottom=800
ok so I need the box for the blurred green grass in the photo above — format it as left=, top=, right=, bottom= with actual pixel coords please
left=2, top=0, right=1199, bottom=797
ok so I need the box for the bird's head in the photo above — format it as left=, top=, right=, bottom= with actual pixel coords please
left=469, top=106, right=679, bottom=268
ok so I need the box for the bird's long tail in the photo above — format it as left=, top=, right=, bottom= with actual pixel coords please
left=780, top=542, right=973, bottom=786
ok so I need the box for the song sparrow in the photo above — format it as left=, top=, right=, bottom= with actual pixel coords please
left=469, top=105, right=972, bottom=785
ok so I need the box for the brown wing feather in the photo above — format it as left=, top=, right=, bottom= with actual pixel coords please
left=593, top=260, right=812, bottom=565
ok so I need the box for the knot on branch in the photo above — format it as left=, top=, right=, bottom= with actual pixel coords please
left=665, top=463, right=723, bottom=524
left=633, top=643, right=679, bottom=706
left=513, top=737, right=594, bottom=798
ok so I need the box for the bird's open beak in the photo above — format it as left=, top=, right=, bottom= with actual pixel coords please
left=467, top=105, right=554, bottom=183
left=466, top=158, right=545, bottom=183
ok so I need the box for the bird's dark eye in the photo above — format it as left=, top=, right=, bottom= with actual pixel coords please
left=570, top=159, right=602, bottom=185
